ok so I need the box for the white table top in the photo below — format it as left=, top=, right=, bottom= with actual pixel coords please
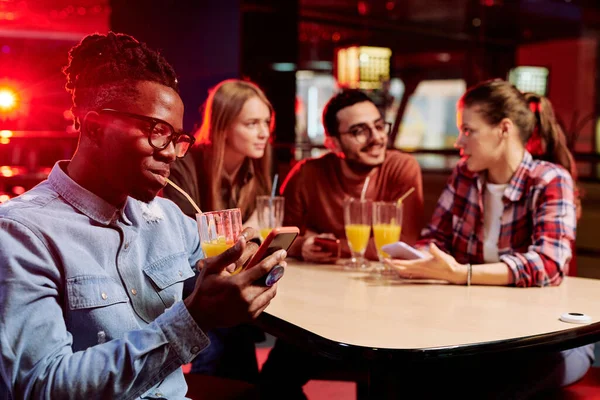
left=261, top=260, right=600, bottom=358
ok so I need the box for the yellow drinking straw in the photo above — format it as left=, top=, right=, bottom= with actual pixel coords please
left=166, top=178, right=202, bottom=214
left=389, top=187, right=414, bottom=225
left=397, top=187, right=415, bottom=205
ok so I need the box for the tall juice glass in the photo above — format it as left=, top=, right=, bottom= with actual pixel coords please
left=372, top=201, right=402, bottom=275
left=343, top=198, right=372, bottom=269
left=196, top=208, right=243, bottom=272
left=256, top=196, right=285, bottom=241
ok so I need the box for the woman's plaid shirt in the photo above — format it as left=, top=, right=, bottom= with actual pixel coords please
left=418, top=151, right=576, bottom=287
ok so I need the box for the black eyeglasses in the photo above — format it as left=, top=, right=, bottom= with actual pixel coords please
left=339, top=121, right=392, bottom=145
left=99, top=109, right=195, bottom=158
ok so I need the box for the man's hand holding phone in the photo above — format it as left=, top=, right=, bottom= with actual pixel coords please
left=242, top=227, right=298, bottom=286
left=302, top=233, right=340, bottom=263
left=184, top=227, right=286, bottom=332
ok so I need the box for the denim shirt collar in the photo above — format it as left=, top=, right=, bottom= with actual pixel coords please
left=48, top=161, right=132, bottom=226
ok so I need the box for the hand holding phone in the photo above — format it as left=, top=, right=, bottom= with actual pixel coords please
left=244, top=226, right=299, bottom=286
left=186, top=230, right=282, bottom=331
left=381, top=241, right=426, bottom=260
left=313, top=237, right=341, bottom=259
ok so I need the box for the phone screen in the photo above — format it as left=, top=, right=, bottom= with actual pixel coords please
left=246, top=230, right=298, bottom=286
left=260, top=233, right=297, bottom=260
left=245, top=230, right=298, bottom=271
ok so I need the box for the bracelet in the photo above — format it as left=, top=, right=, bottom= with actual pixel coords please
left=466, top=263, right=472, bottom=286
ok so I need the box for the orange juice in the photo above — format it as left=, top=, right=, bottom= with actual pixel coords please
left=201, top=241, right=233, bottom=258
left=345, top=224, right=371, bottom=253
left=260, top=228, right=273, bottom=241
left=373, top=223, right=401, bottom=257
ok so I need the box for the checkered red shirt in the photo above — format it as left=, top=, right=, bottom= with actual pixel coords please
left=418, top=151, right=576, bottom=287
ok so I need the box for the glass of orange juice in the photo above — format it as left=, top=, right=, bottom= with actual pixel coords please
left=256, top=196, right=284, bottom=241
left=343, top=198, right=372, bottom=269
left=372, top=201, right=402, bottom=275
left=196, top=208, right=243, bottom=272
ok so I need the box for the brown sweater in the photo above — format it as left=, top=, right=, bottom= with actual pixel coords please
left=281, top=150, right=425, bottom=260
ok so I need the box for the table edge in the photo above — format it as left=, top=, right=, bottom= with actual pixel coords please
left=258, top=312, right=600, bottom=362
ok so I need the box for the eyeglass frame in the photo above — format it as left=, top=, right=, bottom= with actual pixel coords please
left=98, top=108, right=195, bottom=158
left=338, top=121, right=392, bottom=145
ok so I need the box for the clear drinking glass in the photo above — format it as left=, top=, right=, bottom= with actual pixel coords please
left=343, top=198, right=372, bottom=269
left=196, top=208, right=243, bottom=271
left=256, top=196, right=285, bottom=241
left=372, top=201, right=403, bottom=275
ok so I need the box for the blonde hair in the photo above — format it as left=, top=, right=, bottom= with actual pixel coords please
left=195, top=79, right=274, bottom=218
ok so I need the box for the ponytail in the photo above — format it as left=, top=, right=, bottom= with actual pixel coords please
left=524, top=93, right=577, bottom=181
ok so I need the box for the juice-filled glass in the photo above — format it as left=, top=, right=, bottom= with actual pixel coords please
left=256, top=196, right=285, bottom=241
left=196, top=208, right=243, bottom=272
left=372, top=201, right=402, bottom=274
left=343, top=198, right=371, bottom=269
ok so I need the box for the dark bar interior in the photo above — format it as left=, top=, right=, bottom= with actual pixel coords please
left=3, top=1, right=600, bottom=399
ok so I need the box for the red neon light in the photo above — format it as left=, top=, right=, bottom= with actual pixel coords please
left=0, top=88, right=18, bottom=111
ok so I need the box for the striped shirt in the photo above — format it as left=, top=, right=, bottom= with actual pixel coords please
left=418, top=151, right=576, bottom=287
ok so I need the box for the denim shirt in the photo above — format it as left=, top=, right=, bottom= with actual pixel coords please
left=0, top=162, right=209, bottom=400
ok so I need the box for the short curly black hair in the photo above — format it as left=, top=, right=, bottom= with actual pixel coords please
left=62, top=31, right=179, bottom=129
left=322, top=89, right=375, bottom=137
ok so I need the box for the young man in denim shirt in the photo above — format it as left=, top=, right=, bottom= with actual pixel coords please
left=0, top=32, right=285, bottom=399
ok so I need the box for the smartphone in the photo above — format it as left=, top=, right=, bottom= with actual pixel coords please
left=381, top=241, right=426, bottom=260
left=244, top=226, right=299, bottom=286
left=313, top=237, right=341, bottom=258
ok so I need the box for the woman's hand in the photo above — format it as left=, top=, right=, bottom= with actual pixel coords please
left=384, top=243, right=468, bottom=284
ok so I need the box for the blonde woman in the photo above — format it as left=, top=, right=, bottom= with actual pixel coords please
left=164, top=79, right=275, bottom=382
left=165, top=79, right=273, bottom=224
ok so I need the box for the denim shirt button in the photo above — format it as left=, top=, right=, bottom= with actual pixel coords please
left=155, top=392, right=163, bottom=397
left=101, top=292, right=108, bottom=300
left=124, top=242, right=130, bottom=250
left=178, top=270, right=183, bottom=277
left=131, top=288, right=137, bottom=296
left=191, top=346, right=200, bottom=354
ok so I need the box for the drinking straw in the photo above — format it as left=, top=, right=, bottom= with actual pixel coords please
left=165, top=178, right=210, bottom=282
left=360, top=176, right=370, bottom=201
left=166, top=178, right=202, bottom=214
left=269, top=174, right=279, bottom=228
left=271, top=174, right=279, bottom=198
left=396, top=187, right=415, bottom=205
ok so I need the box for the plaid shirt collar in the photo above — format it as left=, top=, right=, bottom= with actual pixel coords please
left=467, top=150, right=535, bottom=203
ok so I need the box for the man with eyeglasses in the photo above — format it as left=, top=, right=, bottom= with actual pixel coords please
left=258, top=90, right=424, bottom=399
left=281, top=89, right=424, bottom=263
left=0, top=32, right=284, bottom=399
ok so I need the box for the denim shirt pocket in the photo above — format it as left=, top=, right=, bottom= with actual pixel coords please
left=67, top=275, right=129, bottom=309
left=66, top=275, right=136, bottom=350
left=143, top=253, right=195, bottom=308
